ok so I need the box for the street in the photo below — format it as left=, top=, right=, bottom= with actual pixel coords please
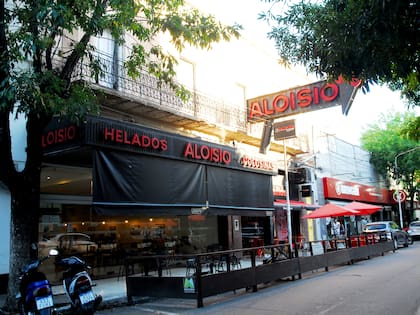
left=97, top=242, right=420, bottom=315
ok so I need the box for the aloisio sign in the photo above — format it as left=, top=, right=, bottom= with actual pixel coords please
left=247, top=77, right=361, bottom=122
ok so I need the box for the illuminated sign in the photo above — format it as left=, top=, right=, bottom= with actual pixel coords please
left=183, top=143, right=231, bottom=165
left=42, top=125, right=78, bottom=148
left=247, top=77, right=361, bottom=122
left=103, top=127, right=168, bottom=151
left=239, top=155, right=274, bottom=171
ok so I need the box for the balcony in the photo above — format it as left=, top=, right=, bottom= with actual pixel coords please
left=55, top=53, right=308, bottom=155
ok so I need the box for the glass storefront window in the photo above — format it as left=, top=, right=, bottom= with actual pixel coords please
left=38, top=203, right=219, bottom=280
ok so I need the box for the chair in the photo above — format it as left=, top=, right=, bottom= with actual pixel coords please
left=117, top=249, right=135, bottom=281
left=230, top=255, right=241, bottom=269
left=185, top=258, right=196, bottom=277
left=215, top=254, right=227, bottom=272
left=157, top=257, right=172, bottom=276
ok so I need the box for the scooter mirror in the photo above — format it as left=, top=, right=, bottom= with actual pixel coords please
left=49, top=249, right=59, bottom=256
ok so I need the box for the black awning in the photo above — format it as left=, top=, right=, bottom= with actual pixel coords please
left=93, top=149, right=273, bottom=216
left=207, top=166, right=273, bottom=210
left=93, top=149, right=207, bottom=210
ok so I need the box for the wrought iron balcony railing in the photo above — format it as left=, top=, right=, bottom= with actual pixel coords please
left=53, top=52, right=309, bottom=153
left=55, top=53, right=247, bottom=132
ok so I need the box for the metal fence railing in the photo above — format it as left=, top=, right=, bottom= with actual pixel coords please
left=123, top=234, right=395, bottom=308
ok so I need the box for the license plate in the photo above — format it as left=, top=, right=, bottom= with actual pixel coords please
left=35, top=295, right=53, bottom=310
left=79, top=291, right=96, bottom=304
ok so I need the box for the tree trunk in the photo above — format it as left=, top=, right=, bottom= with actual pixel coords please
left=4, top=113, right=45, bottom=311
left=5, top=174, right=40, bottom=310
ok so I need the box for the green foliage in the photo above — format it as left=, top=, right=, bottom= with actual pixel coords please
left=1, top=0, right=241, bottom=119
left=0, top=0, right=241, bottom=309
left=261, top=0, right=419, bottom=106
left=360, top=112, right=420, bottom=192
left=399, top=113, right=420, bottom=142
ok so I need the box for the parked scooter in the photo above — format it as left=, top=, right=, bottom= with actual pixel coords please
left=56, top=256, right=102, bottom=315
left=16, top=248, right=58, bottom=315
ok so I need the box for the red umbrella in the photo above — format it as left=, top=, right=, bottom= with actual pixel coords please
left=345, top=201, right=382, bottom=215
left=303, top=203, right=360, bottom=219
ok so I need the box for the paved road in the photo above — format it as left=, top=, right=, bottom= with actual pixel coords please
left=97, top=242, right=420, bottom=315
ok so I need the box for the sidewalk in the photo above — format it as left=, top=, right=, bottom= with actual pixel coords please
left=0, top=276, right=129, bottom=314
left=0, top=254, right=299, bottom=313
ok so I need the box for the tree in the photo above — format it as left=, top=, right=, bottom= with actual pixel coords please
left=260, top=0, right=419, bottom=107
left=361, top=112, right=420, bottom=223
left=400, top=115, right=420, bottom=142
left=0, top=0, right=240, bottom=310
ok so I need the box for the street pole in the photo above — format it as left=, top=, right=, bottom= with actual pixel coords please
left=394, top=147, right=420, bottom=228
left=284, top=140, right=292, bottom=250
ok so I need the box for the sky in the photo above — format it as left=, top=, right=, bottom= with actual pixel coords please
left=300, top=84, right=416, bottom=146
left=190, top=0, right=418, bottom=147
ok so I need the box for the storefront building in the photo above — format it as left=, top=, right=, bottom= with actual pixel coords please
left=320, top=177, right=396, bottom=238
left=40, top=115, right=276, bottom=278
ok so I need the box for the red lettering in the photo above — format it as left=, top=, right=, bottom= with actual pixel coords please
left=42, top=125, right=78, bottom=148
left=194, top=144, right=201, bottom=159
left=240, top=155, right=273, bottom=171
left=115, top=129, right=123, bottom=143
left=335, top=75, right=362, bottom=88
left=104, top=128, right=114, bottom=141
left=262, top=99, right=274, bottom=115
left=249, top=101, right=264, bottom=119
left=273, top=95, right=288, bottom=112
left=103, top=128, right=167, bottom=151
left=320, top=83, right=339, bottom=102
left=123, top=131, right=130, bottom=145
left=47, top=132, right=54, bottom=145
left=289, top=92, right=296, bottom=110
left=151, top=138, right=160, bottom=149
left=222, top=151, right=231, bottom=164
left=212, top=148, right=220, bottom=163
left=141, top=135, right=150, bottom=147
left=313, top=87, right=320, bottom=104
left=131, top=133, right=141, bottom=146
left=183, top=143, right=231, bottom=165
left=57, top=129, right=65, bottom=142
left=201, top=145, right=210, bottom=160
left=184, top=143, right=194, bottom=158
left=297, top=88, right=312, bottom=107
left=68, top=126, right=76, bottom=140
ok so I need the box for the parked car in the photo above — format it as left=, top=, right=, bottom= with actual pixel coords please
left=39, top=232, right=98, bottom=256
left=408, top=221, right=420, bottom=240
left=363, top=221, right=411, bottom=249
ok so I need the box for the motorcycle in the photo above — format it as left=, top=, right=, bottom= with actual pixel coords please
left=16, top=249, right=58, bottom=315
left=56, top=256, right=102, bottom=315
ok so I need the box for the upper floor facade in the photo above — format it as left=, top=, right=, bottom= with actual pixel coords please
left=49, top=4, right=312, bottom=158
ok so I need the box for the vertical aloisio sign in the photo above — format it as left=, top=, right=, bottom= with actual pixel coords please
left=247, top=77, right=361, bottom=122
